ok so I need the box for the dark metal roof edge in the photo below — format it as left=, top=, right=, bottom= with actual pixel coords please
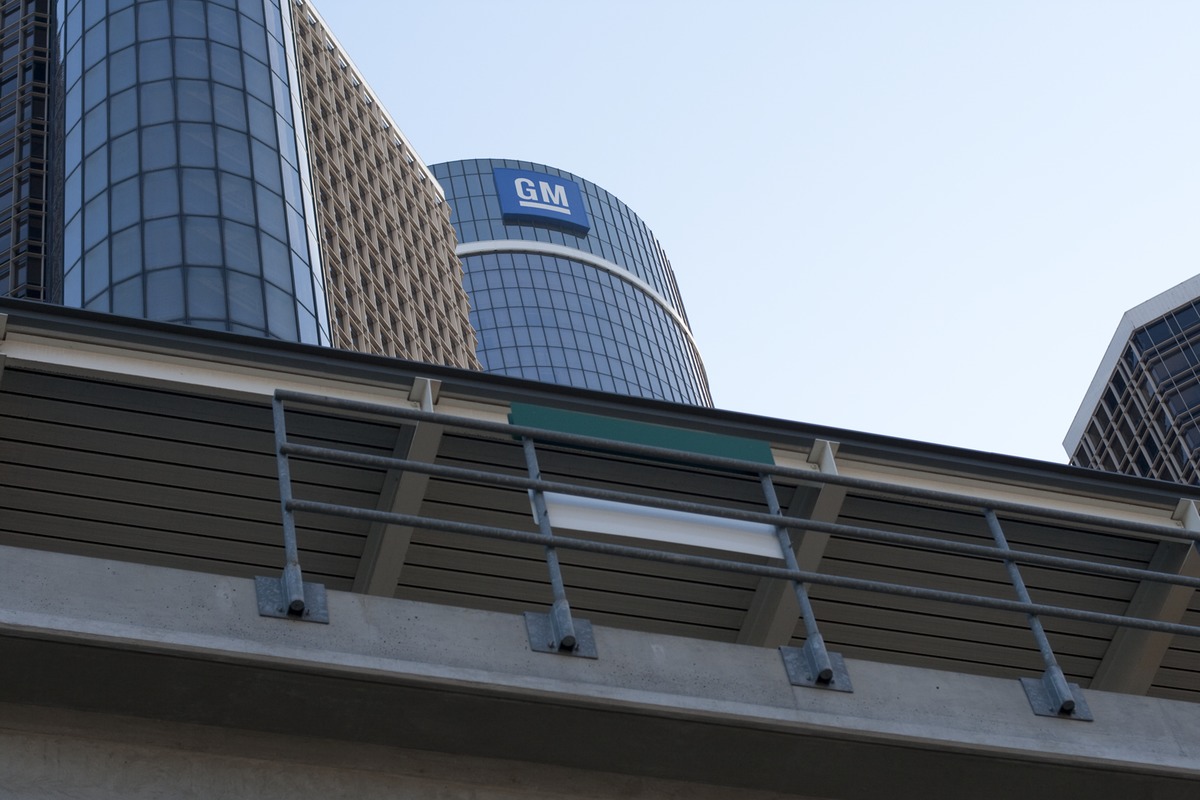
left=4, top=298, right=1195, bottom=508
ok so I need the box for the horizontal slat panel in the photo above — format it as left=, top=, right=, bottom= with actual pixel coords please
left=1, top=463, right=375, bottom=535
left=408, top=545, right=753, bottom=609
left=3, top=369, right=406, bottom=450
left=809, top=586, right=1119, bottom=641
left=841, top=495, right=1161, bottom=562
left=0, top=527, right=358, bottom=585
left=809, top=599, right=1112, bottom=659
left=813, top=555, right=1134, bottom=615
left=398, top=564, right=746, bottom=629
left=407, top=529, right=764, bottom=588
left=396, top=586, right=737, bottom=642
left=814, top=623, right=1101, bottom=679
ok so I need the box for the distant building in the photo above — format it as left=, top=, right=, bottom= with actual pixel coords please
left=7, top=3, right=720, bottom=399
left=432, top=159, right=711, bottom=405
left=0, top=1, right=50, bottom=301
left=291, top=7, right=477, bottom=366
left=1067, top=274, right=1200, bottom=483
left=5, top=0, right=479, bottom=368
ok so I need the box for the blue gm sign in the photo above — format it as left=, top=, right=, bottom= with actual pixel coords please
left=494, top=168, right=590, bottom=234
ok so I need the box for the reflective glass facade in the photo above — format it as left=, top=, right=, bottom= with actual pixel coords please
left=1070, top=297, right=1200, bottom=484
left=433, top=159, right=711, bottom=406
left=55, top=0, right=328, bottom=342
left=0, top=0, right=50, bottom=300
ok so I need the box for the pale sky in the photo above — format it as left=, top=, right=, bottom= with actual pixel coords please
left=314, top=1, right=1200, bottom=464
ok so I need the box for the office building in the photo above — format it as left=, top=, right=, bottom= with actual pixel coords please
left=289, top=6, right=476, bottom=366
left=432, top=159, right=712, bottom=405
left=8, top=3, right=712, bottom=396
left=3, top=298, right=1200, bottom=797
left=0, top=0, right=50, bottom=301
left=5, top=0, right=479, bottom=368
left=1066, top=274, right=1200, bottom=483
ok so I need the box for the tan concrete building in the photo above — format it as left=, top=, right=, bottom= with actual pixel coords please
left=292, top=4, right=478, bottom=368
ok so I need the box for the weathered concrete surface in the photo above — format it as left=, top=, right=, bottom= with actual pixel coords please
left=1, top=544, right=1198, bottom=799
left=0, top=703, right=807, bottom=800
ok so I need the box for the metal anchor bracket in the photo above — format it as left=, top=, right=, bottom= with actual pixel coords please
left=1021, top=671, right=1093, bottom=721
left=780, top=639, right=853, bottom=692
left=524, top=611, right=598, bottom=658
left=255, top=575, right=330, bottom=623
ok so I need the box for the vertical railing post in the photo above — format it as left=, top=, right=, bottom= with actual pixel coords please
left=764, top=474, right=851, bottom=691
left=984, top=509, right=1089, bottom=719
left=254, top=392, right=329, bottom=623
left=274, top=394, right=307, bottom=615
left=521, top=436, right=595, bottom=657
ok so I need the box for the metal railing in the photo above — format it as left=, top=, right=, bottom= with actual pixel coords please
left=261, top=388, right=1200, bottom=720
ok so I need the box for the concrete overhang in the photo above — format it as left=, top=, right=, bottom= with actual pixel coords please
left=2, top=544, right=1198, bottom=799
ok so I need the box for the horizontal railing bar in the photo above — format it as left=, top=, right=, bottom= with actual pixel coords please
left=274, top=389, right=1199, bottom=544
left=281, top=441, right=1200, bottom=591
left=285, top=498, right=1200, bottom=639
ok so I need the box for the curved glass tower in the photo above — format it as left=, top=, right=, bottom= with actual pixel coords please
left=432, top=159, right=711, bottom=406
left=55, top=0, right=328, bottom=344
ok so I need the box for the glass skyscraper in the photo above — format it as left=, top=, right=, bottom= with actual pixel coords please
left=0, top=0, right=50, bottom=301
left=1067, top=274, right=1200, bottom=484
left=57, top=0, right=328, bottom=343
left=2, top=3, right=709, bottom=400
left=432, top=159, right=711, bottom=406
left=3, top=0, right=480, bottom=369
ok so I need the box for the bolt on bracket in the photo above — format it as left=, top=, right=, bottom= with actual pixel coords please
left=255, top=575, right=330, bottom=623
left=780, top=641, right=853, bottom=692
left=1020, top=673, right=1092, bottom=720
left=524, top=611, right=597, bottom=658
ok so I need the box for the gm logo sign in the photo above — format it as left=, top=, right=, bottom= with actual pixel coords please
left=494, top=168, right=590, bottom=234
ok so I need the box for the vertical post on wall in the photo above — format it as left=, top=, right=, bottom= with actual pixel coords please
left=521, top=436, right=596, bottom=657
left=984, top=509, right=1090, bottom=719
left=274, top=394, right=307, bottom=613
left=765, top=474, right=852, bottom=691
left=255, top=392, right=329, bottom=623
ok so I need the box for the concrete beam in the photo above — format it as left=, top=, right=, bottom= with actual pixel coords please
left=1090, top=503, right=1200, bottom=694
left=2, top=544, right=1200, bottom=799
left=351, top=420, right=443, bottom=596
left=738, top=441, right=846, bottom=646
left=0, top=703, right=804, bottom=800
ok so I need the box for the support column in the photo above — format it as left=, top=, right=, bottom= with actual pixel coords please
left=737, top=440, right=845, bottom=647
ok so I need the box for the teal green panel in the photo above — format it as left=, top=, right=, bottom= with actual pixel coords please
left=509, top=404, right=774, bottom=464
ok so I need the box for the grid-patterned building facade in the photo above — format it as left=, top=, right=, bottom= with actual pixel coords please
left=0, top=0, right=50, bottom=301
left=432, top=158, right=711, bottom=405
left=1067, top=274, right=1200, bottom=484
left=5, top=0, right=478, bottom=369
left=290, top=5, right=477, bottom=367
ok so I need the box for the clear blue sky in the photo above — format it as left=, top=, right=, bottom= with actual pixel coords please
left=314, top=1, right=1200, bottom=464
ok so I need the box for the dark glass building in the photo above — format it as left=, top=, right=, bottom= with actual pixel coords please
left=0, top=0, right=50, bottom=301
left=56, top=0, right=328, bottom=343
left=432, top=158, right=711, bottom=406
left=1067, top=275, right=1200, bottom=484
left=0, top=0, right=478, bottom=366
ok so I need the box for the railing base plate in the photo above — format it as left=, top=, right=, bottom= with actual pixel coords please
left=524, top=612, right=597, bottom=658
left=255, top=576, right=330, bottom=623
left=1020, top=676, right=1092, bottom=720
left=780, top=645, right=853, bottom=692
